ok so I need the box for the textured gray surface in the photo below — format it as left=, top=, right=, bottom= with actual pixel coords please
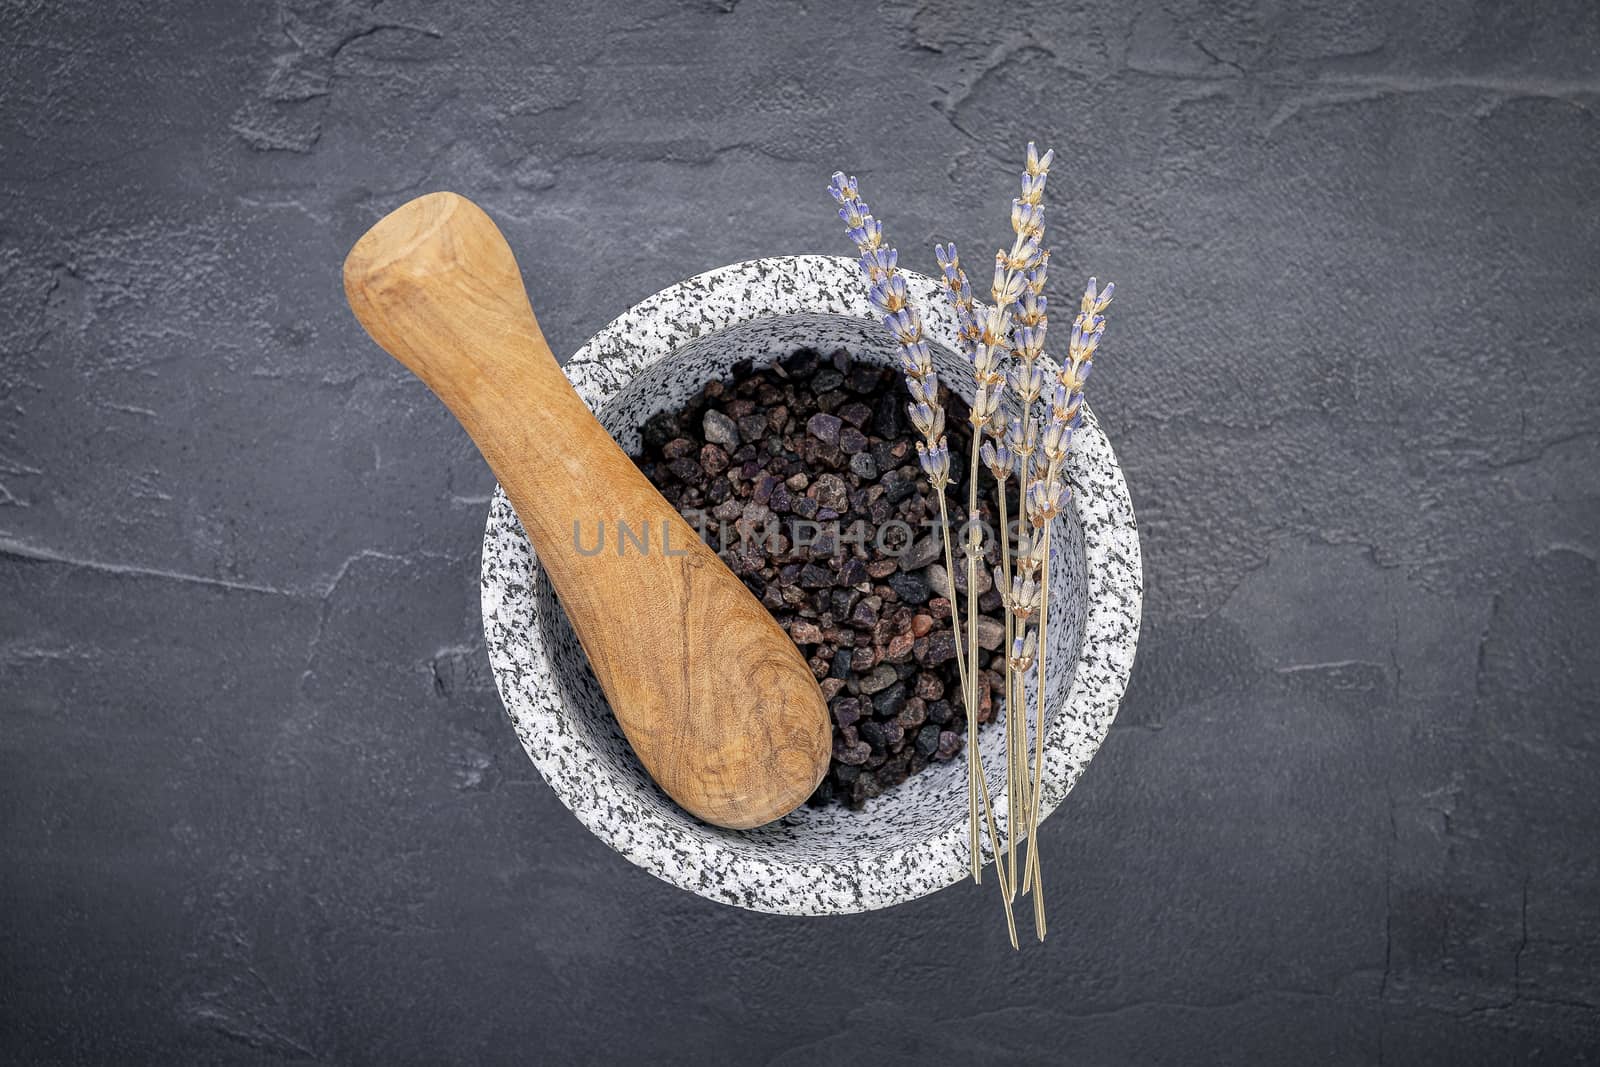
left=2, top=0, right=1597, bottom=1062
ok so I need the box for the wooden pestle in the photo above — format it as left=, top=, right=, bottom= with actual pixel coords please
left=343, top=192, right=830, bottom=829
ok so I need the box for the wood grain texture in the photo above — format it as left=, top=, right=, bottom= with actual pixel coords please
left=343, top=192, right=829, bottom=829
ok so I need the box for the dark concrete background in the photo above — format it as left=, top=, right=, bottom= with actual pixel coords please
left=3, top=0, right=1598, bottom=1062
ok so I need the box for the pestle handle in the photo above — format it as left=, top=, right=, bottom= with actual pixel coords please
left=343, top=192, right=829, bottom=829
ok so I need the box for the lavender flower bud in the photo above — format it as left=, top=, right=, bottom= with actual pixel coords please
left=971, top=382, right=1003, bottom=426
left=884, top=309, right=921, bottom=345
left=1041, top=415, right=1074, bottom=463
left=917, top=437, right=951, bottom=488
left=1008, top=628, right=1039, bottom=673
left=1008, top=572, right=1041, bottom=618
left=1080, top=276, right=1117, bottom=316
left=1026, top=479, right=1071, bottom=527
left=1029, top=252, right=1050, bottom=294
left=1011, top=200, right=1044, bottom=238
left=869, top=273, right=908, bottom=313
left=858, top=247, right=896, bottom=281
left=908, top=401, right=945, bottom=441
left=1094, top=281, right=1115, bottom=313
left=980, top=437, right=1015, bottom=480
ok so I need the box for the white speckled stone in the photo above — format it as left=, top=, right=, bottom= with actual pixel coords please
left=480, top=255, right=1142, bottom=914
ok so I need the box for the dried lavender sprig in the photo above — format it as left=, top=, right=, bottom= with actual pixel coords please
left=932, top=235, right=1022, bottom=912
left=985, top=144, right=1053, bottom=902
left=955, top=143, right=1052, bottom=902
left=827, top=175, right=1018, bottom=943
left=940, top=247, right=1017, bottom=921
left=952, top=252, right=1015, bottom=905
left=1018, top=275, right=1115, bottom=930
left=827, top=174, right=952, bottom=488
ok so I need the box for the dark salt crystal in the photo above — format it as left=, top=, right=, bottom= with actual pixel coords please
left=789, top=620, right=823, bottom=644
left=935, top=730, right=963, bottom=760
left=838, top=401, right=871, bottom=428
left=768, top=482, right=792, bottom=513
left=879, top=720, right=905, bottom=750
left=883, top=632, right=916, bottom=663
left=887, top=570, right=930, bottom=605
left=663, top=437, right=697, bottom=460
left=866, top=558, right=898, bottom=580
left=873, top=686, right=907, bottom=720
left=805, top=412, right=843, bottom=446
left=848, top=365, right=882, bottom=393
left=838, top=426, right=869, bottom=455
left=783, top=348, right=820, bottom=376
left=849, top=452, right=879, bottom=480
left=871, top=394, right=903, bottom=438
left=702, top=409, right=740, bottom=448
left=837, top=557, right=868, bottom=587
left=921, top=630, right=958, bottom=666
left=858, top=720, right=887, bottom=752
left=829, top=649, right=853, bottom=679
left=699, top=444, right=729, bottom=475
left=800, top=563, right=833, bottom=588
left=881, top=470, right=917, bottom=504
left=738, top=414, right=769, bottom=443
left=858, top=664, right=898, bottom=694
left=667, top=457, right=704, bottom=485
left=807, top=529, right=837, bottom=560
left=900, top=536, right=941, bottom=571
left=642, top=409, right=682, bottom=449
left=976, top=616, right=1005, bottom=650
left=926, top=700, right=954, bottom=725
left=811, top=473, right=849, bottom=511
left=897, top=698, right=927, bottom=730
left=834, top=737, right=871, bottom=765
left=815, top=390, right=847, bottom=413
left=915, top=724, right=942, bottom=756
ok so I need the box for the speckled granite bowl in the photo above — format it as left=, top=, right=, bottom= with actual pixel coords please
left=480, top=255, right=1141, bottom=914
